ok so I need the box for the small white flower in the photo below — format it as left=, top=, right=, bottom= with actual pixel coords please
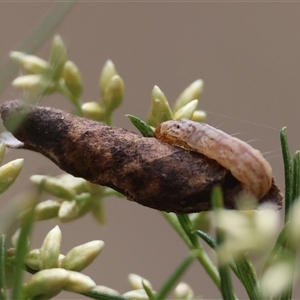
left=174, top=282, right=194, bottom=299
left=212, top=207, right=280, bottom=264
left=123, top=289, right=149, bottom=300
left=173, top=79, right=204, bottom=112
left=39, top=225, right=62, bottom=269
left=64, top=271, right=96, bottom=293
left=60, top=240, right=104, bottom=271
left=260, top=261, right=295, bottom=298
left=128, top=273, right=153, bottom=290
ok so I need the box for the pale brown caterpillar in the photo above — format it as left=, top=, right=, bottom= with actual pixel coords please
left=155, top=119, right=273, bottom=199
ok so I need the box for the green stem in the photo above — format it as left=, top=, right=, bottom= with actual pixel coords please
left=234, top=255, right=260, bottom=300
left=81, top=290, right=131, bottom=300
left=11, top=208, right=35, bottom=300
left=57, top=80, right=82, bottom=115
left=156, top=254, right=195, bottom=299
left=213, top=187, right=235, bottom=300
left=277, top=152, right=300, bottom=300
left=163, top=212, right=220, bottom=288
left=0, top=234, right=7, bottom=300
left=161, top=212, right=193, bottom=249
left=280, top=127, right=293, bottom=222
left=176, top=214, right=221, bottom=289
left=292, top=151, right=300, bottom=203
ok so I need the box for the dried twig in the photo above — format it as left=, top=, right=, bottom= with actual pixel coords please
left=0, top=100, right=282, bottom=213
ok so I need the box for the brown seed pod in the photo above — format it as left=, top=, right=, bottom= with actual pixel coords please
left=0, top=100, right=282, bottom=213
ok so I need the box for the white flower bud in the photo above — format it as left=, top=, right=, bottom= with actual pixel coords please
left=39, top=225, right=61, bottom=269
left=33, top=199, right=61, bottom=221
left=213, top=208, right=279, bottom=264
left=147, top=85, right=173, bottom=127
left=25, top=249, right=41, bottom=271
left=0, top=158, right=23, bottom=194
left=30, top=175, right=75, bottom=200
left=174, top=282, right=194, bottom=299
left=62, top=60, right=83, bottom=98
left=11, top=228, right=20, bottom=248
left=63, top=271, right=96, bottom=293
left=102, top=75, right=124, bottom=112
left=82, top=102, right=106, bottom=121
left=128, top=273, right=152, bottom=290
left=56, top=173, right=87, bottom=194
left=260, top=261, right=295, bottom=298
left=174, top=99, right=198, bottom=120
left=58, top=200, right=79, bottom=222
left=23, top=268, right=69, bottom=298
left=49, top=35, right=67, bottom=80
left=174, top=79, right=203, bottom=112
left=10, top=51, right=49, bottom=74
left=60, top=240, right=104, bottom=271
left=122, top=289, right=149, bottom=300
left=0, top=142, right=6, bottom=165
left=191, top=110, right=206, bottom=122
left=100, top=60, right=118, bottom=99
left=91, top=199, right=106, bottom=225
left=84, top=181, right=104, bottom=194
left=12, top=74, right=54, bottom=94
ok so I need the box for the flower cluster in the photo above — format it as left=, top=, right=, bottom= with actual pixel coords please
left=11, top=35, right=124, bottom=124
left=23, top=173, right=121, bottom=224
left=112, top=273, right=196, bottom=300
left=5, top=225, right=197, bottom=300
left=147, top=80, right=205, bottom=128
left=5, top=226, right=103, bottom=299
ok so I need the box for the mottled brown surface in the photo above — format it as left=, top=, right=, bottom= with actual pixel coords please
left=0, top=100, right=283, bottom=213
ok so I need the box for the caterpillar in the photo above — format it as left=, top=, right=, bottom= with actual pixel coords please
left=155, top=119, right=272, bottom=199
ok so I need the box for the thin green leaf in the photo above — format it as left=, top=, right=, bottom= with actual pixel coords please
left=194, top=229, right=259, bottom=298
left=208, top=187, right=259, bottom=299
left=234, top=255, right=260, bottom=300
left=210, top=200, right=235, bottom=298
left=156, top=254, right=195, bottom=300
left=292, top=151, right=300, bottom=204
left=176, top=214, right=199, bottom=248
left=218, top=263, right=235, bottom=300
left=194, top=230, right=216, bottom=249
left=0, top=1, right=76, bottom=95
left=174, top=214, right=220, bottom=290
left=280, top=127, right=293, bottom=222
left=161, top=212, right=193, bottom=249
left=126, top=114, right=154, bottom=137
left=211, top=185, right=224, bottom=210
left=212, top=186, right=236, bottom=300
left=11, top=201, right=36, bottom=300
left=276, top=152, right=300, bottom=300
left=216, top=230, right=235, bottom=300
left=0, top=234, right=7, bottom=300
left=142, top=280, right=156, bottom=300
left=81, top=290, right=131, bottom=300
left=194, top=229, right=239, bottom=278
left=263, top=221, right=289, bottom=272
